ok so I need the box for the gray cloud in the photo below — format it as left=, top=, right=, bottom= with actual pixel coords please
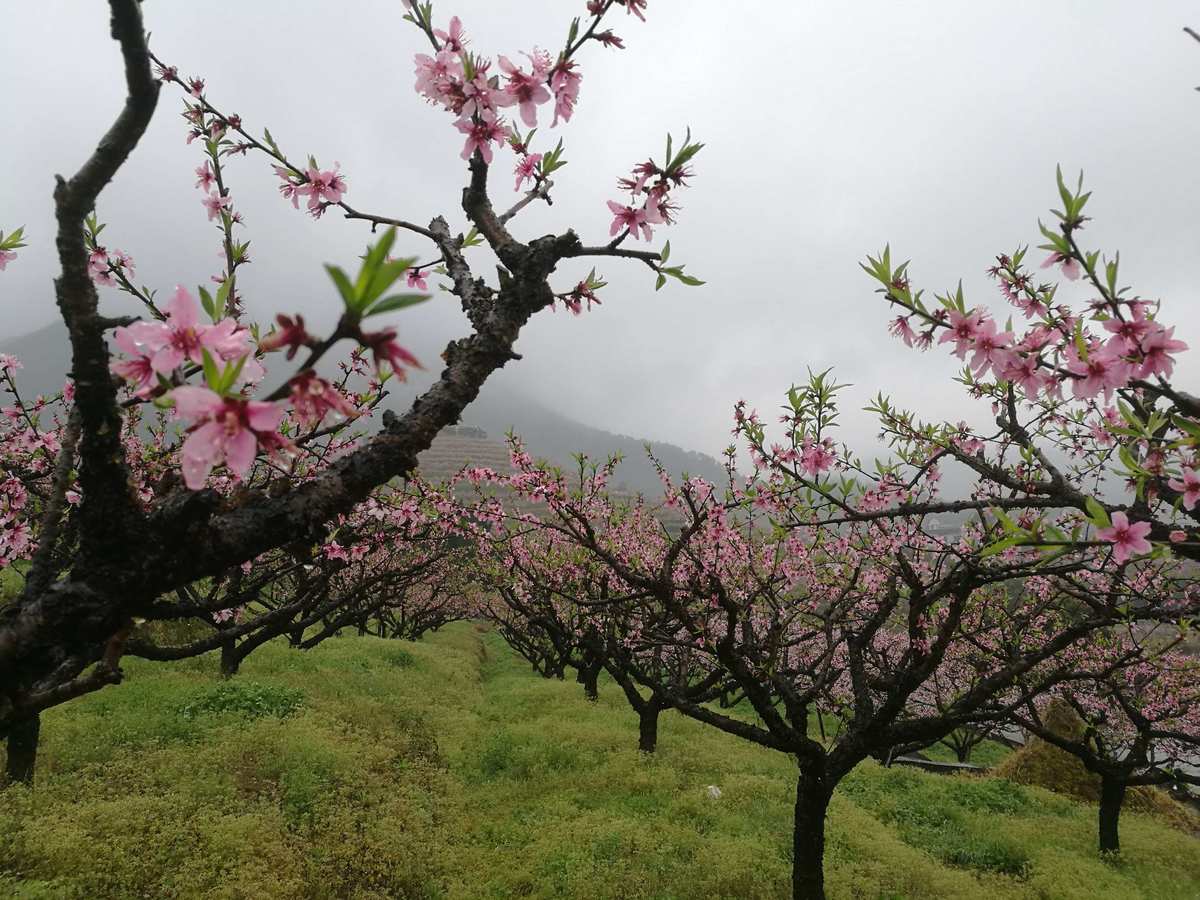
left=2, top=1, right=1198, bottom=462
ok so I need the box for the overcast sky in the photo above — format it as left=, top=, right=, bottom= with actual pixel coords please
left=2, top=1, right=1199, bottom=462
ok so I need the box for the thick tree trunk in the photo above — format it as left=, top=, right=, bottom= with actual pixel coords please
left=951, top=735, right=971, bottom=763
left=581, top=662, right=601, bottom=702
left=4, top=714, right=41, bottom=786
left=219, top=639, right=242, bottom=678
left=638, top=701, right=661, bottom=753
left=792, top=769, right=832, bottom=900
left=1098, top=774, right=1126, bottom=855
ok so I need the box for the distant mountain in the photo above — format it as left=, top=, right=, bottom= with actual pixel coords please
left=1, top=320, right=727, bottom=495
left=448, top=384, right=727, bottom=496
left=1, top=320, right=72, bottom=400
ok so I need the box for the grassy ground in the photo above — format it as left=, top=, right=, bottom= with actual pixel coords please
left=2, top=623, right=1198, bottom=899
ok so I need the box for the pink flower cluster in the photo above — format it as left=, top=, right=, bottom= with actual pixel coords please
left=272, top=164, right=347, bottom=219
left=411, top=15, right=586, bottom=164
left=932, top=298, right=1187, bottom=403
left=606, top=154, right=692, bottom=241
left=0, top=476, right=31, bottom=567
left=86, top=246, right=134, bottom=287
left=109, top=286, right=262, bottom=397
left=0, top=227, right=27, bottom=272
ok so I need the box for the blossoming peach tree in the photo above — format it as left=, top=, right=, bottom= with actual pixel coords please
left=0, top=0, right=703, bottom=779
left=446, top=435, right=1194, bottom=900
left=459, top=457, right=729, bottom=751
left=1010, top=630, right=1200, bottom=853
left=433, top=166, right=1200, bottom=898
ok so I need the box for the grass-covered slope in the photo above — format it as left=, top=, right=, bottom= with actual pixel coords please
left=2, top=623, right=1198, bottom=899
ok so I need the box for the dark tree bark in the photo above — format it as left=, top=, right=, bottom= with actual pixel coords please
left=637, top=700, right=661, bottom=753
left=1098, top=774, right=1127, bottom=855
left=792, top=767, right=833, bottom=900
left=4, top=714, right=41, bottom=786
left=219, top=638, right=241, bottom=678
left=939, top=726, right=984, bottom=763
left=580, top=660, right=602, bottom=702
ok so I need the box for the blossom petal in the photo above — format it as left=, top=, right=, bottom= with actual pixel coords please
left=172, top=386, right=225, bottom=421
left=224, top=428, right=257, bottom=477
left=167, top=285, right=200, bottom=330
left=246, top=400, right=283, bottom=432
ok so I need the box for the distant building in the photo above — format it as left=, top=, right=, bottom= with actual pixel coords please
left=924, top=515, right=962, bottom=538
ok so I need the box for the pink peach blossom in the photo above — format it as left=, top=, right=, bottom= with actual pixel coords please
left=1096, top=512, right=1152, bottom=564
left=173, top=386, right=284, bottom=489
left=1041, top=251, right=1080, bottom=281
left=606, top=200, right=651, bottom=241
left=455, top=110, right=510, bottom=164
left=1168, top=468, right=1200, bottom=510
left=514, top=153, right=543, bottom=192
left=202, top=191, right=230, bottom=221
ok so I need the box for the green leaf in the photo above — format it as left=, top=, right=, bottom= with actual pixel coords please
left=366, top=293, right=431, bottom=316
left=1084, top=496, right=1111, bottom=528
left=325, top=264, right=357, bottom=310
left=1173, top=416, right=1200, bottom=439
left=198, top=286, right=217, bottom=321
left=1073, top=318, right=1088, bottom=359
left=992, top=507, right=1020, bottom=534
left=201, top=349, right=220, bottom=391
left=0, top=226, right=27, bottom=251
left=361, top=257, right=414, bottom=307
left=215, top=279, right=232, bottom=317
left=660, top=240, right=671, bottom=263
left=219, top=355, right=247, bottom=393
left=1055, top=164, right=1073, bottom=214
left=354, top=227, right=398, bottom=301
